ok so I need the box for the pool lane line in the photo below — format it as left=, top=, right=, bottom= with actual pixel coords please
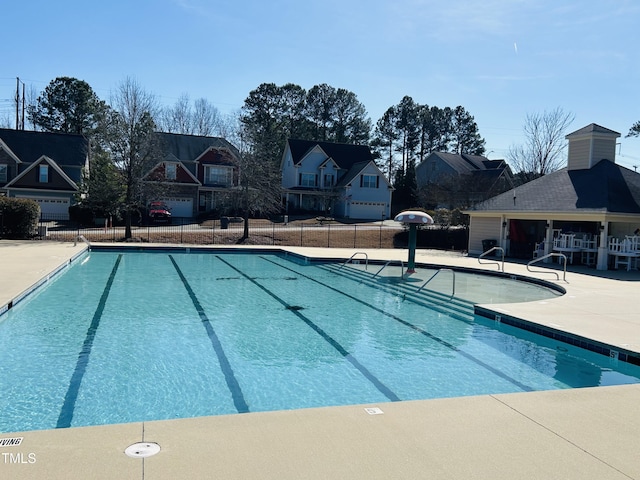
left=57, top=254, right=123, bottom=429
left=216, top=255, right=400, bottom=403
left=261, top=256, right=535, bottom=393
left=168, top=255, right=249, bottom=414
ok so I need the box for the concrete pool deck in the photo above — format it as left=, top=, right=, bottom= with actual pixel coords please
left=1, top=240, right=640, bottom=479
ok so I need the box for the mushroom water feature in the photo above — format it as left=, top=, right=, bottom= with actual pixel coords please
left=393, top=210, right=434, bottom=274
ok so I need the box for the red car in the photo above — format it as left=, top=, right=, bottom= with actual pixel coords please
left=148, top=202, right=172, bottom=224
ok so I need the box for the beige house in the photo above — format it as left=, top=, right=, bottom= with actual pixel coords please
left=465, top=124, right=640, bottom=270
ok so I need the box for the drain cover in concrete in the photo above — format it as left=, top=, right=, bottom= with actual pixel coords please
left=125, top=442, right=161, bottom=458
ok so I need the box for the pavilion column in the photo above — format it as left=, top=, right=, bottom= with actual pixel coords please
left=596, top=222, right=608, bottom=270
left=544, top=220, right=553, bottom=262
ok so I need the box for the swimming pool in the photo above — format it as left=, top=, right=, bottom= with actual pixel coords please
left=1, top=250, right=639, bottom=433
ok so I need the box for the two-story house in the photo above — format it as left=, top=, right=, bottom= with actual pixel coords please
left=0, top=128, right=88, bottom=220
left=415, top=152, right=512, bottom=208
left=143, top=132, right=241, bottom=217
left=281, top=139, right=393, bottom=220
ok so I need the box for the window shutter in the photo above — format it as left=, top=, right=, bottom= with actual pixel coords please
left=376, top=176, right=380, bottom=188
left=298, top=173, right=302, bottom=186
left=360, top=175, right=363, bottom=187
left=315, top=175, right=318, bottom=187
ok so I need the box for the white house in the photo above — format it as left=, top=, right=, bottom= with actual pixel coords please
left=281, top=139, right=393, bottom=220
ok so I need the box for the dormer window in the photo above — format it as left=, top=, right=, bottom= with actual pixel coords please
left=299, top=173, right=318, bottom=187
left=39, top=165, right=49, bottom=183
left=166, top=163, right=177, bottom=180
left=324, top=174, right=335, bottom=187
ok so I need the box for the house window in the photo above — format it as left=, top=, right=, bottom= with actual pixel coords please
left=206, top=166, right=231, bottom=186
left=299, top=173, right=318, bottom=187
left=39, top=165, right=49, bottom=183
left=0, top=165, right=7, bottom=182
left=166, top=163, right=177, bottom=180
left=324, top=174, right=335, bottom=187
left=361, top=174, right=378, bottom=188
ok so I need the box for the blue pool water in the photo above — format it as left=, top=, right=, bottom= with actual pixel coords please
left=1, top=251, right=639, bottom=433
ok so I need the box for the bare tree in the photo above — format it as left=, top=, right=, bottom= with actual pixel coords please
left=192, top=98, right=223, bottom=136
left=508, top=107, right=575, bottom=183
left=233, top=150, right=282, bottom=241
left=158, top=94, right=225, bottom=136
left=99, top=77, right=161, bottom=238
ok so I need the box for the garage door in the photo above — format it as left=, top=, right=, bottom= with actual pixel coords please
left=16, top=195, right=70, bottom=220
left=349, top=201, right=386, bottom=220
left=159, top=198, right=193, bottom=218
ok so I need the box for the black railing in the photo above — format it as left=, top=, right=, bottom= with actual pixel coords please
left=35, top=215, right=401, bottom=249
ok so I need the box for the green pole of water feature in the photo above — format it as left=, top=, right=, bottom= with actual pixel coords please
left=407, top=223, right=417, bottom=274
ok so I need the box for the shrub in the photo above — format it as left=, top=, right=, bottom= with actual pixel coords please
left=393, top=225, right=468, bottom=251
left=69, top=204, right=95, bottom=226
left=0, top=197, right=41, bottom=239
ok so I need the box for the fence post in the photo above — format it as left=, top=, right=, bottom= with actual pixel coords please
left=272, top=222, right=275, bottom=246
left=327, top=223, right=330, bottom=248
left=300, top=223, right=303, bottom=246
left=353, top=225, right=357, bottom=248
left=180, top=219, right=184, bottom=244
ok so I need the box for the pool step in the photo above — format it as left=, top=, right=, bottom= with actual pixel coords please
left=320, top=263, right=475, bottom=321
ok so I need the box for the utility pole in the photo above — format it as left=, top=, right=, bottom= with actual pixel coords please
left=15, top=77, right=19, bottom=130
left=15, top=77, right=26, bottom=130
left=21, top=82, right=25, bottom=130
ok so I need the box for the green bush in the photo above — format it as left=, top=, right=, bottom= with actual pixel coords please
left=0, top=197, right=41, bottom=239
left=393, top=225, right=468, bottom=251
left=69, top=204, right=95, bottom=226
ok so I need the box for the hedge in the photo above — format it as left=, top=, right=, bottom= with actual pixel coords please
left=0, top=197, right=41, bottom=239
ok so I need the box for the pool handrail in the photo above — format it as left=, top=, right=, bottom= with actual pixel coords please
left=478, top=246, right=505, bottom=271
left=527, top=253, right=566, bottom=282
left=416, top=268, right=455, bottom=299
left=339, top=252, right=369, bottom=270
left=74, top=235, right=91, bottom=250
left=372, top=260, right=405, bottom=278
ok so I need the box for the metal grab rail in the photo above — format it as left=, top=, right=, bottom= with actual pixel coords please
left=416, top=268, right=455, bottom=299
left=527, top=253, right=567, bottom=282
left=74, top=235, right=91, bottom=249
left=478, top=246, right=505, bottom=271
left=338, top=251, right=369, bottom=270
left=372, top=260, right=405, bottom=278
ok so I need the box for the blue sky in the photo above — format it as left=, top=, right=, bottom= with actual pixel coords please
left=2, top=0, right=640, bottom=169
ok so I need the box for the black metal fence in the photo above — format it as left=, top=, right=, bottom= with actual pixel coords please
left=34, top=215, right=403, bottom=249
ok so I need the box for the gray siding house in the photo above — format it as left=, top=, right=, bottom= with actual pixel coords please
left=415, top=151, right=512, bottom=208
left=0, top=129, right=88, bottom=219
left=281, top=139, right=393, bottom=220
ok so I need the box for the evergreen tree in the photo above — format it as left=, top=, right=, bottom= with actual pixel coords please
left=331, top=88, right=371, bottom=144
left=240, top=83, right=288, bottom=165
left=28, top=77, right=107, bottom=135
left=394, top=96, right=420, bottom=172
left=450, top=106, right=485, bottom=155
left=371, top=107, right=399, bottom=180
left=305, top=84, right=337, bottom=142
left=77, top=151, right=125, bottom=219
